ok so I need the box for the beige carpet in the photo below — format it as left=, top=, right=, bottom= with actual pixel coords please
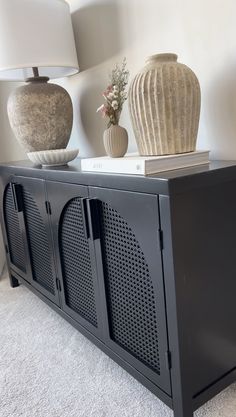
left=0, top=273, right=236, bottom=417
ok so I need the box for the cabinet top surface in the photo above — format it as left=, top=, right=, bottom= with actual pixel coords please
left=1, top=158, right=236, bottom=196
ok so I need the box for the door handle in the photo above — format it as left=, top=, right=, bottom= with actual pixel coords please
left=87, top=198, right=101, bottom=241
left=81, top=197, right=90, bottom=239
left=10, top=183, right=23, bottom=212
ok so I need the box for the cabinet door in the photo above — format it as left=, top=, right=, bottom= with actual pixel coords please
left=5, top=177, right=59, bottom=305
left=46, top=181, right=101, bottom=338
left=89, top=187, right=171, bottom=395
left=2, top=181, right=29, bottom=282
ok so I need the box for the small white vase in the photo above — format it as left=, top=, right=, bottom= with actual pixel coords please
left=103, top=125, right=128, bottom=158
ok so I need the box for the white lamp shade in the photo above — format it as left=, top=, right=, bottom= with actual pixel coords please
left=0, top=0, right=79, bottom=80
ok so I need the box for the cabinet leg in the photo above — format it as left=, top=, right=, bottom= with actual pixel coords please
left=173, top=411, right=193, bottom=417
left=173, top=397, right=193, bottom=417
left=10, top=274, right=19, bottom=288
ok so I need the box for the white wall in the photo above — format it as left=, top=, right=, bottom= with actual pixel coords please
left=0, top=83, right=26, bottom=275
left=61, top=0, right=236, bottom=160
left=1, top=0, right=236, bottom=160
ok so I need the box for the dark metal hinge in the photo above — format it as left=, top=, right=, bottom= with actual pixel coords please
left=165, top=351, right=172, bottom=370
left=158, top=229, right=164, bottom=251
left=56, top=278, right=61, bottom=292
left=45, top=201, right=52, bottom=215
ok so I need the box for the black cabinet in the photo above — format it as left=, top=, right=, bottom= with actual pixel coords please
left=1, top=160, right=236, bottom=417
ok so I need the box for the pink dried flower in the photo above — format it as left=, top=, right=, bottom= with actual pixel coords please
left=102, top=105, right=109, bottom=118
left=96, top=59, right=129, bottom=128
left=103, top=85, right=113, bottom=96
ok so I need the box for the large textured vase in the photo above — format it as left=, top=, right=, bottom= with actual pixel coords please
left=129, top=53, right=201, bottom=156
left=7, top=77, right=73, bottom=152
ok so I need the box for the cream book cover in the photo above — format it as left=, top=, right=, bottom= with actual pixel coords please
left=81, top=151, right=210, bottom=175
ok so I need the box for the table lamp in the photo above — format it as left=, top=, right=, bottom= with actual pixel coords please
left=0, top=0, right=79, bottom=164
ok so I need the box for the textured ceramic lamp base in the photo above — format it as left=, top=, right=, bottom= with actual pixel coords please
left=129, top=53, right=201, bottom=156
left=7, top=77, right=73, bottom=152
left=103, top=125, right=128, bottom=158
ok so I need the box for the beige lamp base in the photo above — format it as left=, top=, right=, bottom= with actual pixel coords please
left=7, top=77, right=73, bottom=153
left=27, top=148, right=79, bottom=167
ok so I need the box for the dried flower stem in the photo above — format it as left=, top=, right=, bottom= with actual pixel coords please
left=97, top=58, right=129, bottom=128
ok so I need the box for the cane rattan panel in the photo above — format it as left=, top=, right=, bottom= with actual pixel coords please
left=22, top=188, right=55, bottom=295
left=4, top=185, right=26, bottom=272
left=100, top=202, right=160, bottom=374
left=59, top=198, right=98, bottom=327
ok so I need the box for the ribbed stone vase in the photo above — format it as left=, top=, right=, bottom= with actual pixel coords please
left=128, top=53, right=201, bottom=156
left=103, top=125, right=128, bottom=158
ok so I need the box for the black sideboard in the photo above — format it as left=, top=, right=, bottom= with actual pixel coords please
left=1, top=159, right=236, bottom=417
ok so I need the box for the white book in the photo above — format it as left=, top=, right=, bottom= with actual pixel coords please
left=81, top=151, right=210, bottom=176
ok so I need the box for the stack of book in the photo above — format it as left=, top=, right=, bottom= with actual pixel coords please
left=81, top=150, right=210, bottom=176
